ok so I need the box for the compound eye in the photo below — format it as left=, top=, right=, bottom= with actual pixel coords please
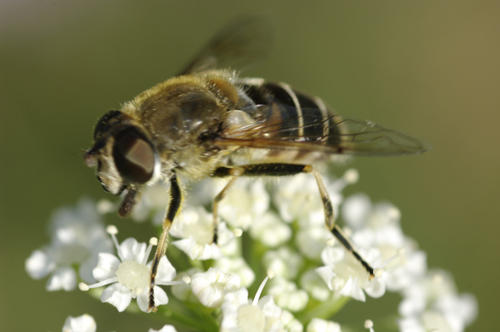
left=113, top=128, right=155, bottom=184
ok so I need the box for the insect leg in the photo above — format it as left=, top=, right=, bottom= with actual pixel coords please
left=212, top=163, right=374, bottom=278
left=210, top=168, right=244, bottom=243
left=147, top=173, right=182, bottom=313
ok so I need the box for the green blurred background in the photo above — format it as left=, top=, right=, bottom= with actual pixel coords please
left=1, top=1, right=499, bottom=331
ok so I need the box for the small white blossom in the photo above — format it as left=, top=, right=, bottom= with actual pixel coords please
left=295, top=226, right=333, bottom=261
left=249, top=211, right=292, bottom=247
left=299, top=269, right=332, bottom=301
left=191, top=267, right=242, bottom=308
left=342, top=194, right=400, bottom=230
left=82, top=228, right=177, bottom=312
left=398, top=269, right=477, bottom=332
left=341, top=194, right=372, bottom=230
left=170, top=206, right=236, bottom=259
left=274, top=169, right=356, bottom=228
left=62, top=314, right=96, bottom=332
left=274, top=173, right=325, bottom=226
left=215, top=257, right=255, bottom=288
left=25, top=199, right=113, bottom=291
left=399, top=269, right=457, bottom=317
left=220, top=273, right=299, bottom=332
left=280, top=309, right=304, bottom=332
left=218, top=178, right=270, bottom=230
left=306, top=318, right=342, bottom=332
left=398, top=311, right=454, bottom=332
left=434, top=293, right=478, bottom=328
left=316, top=246, right=385, bottom=302
left=171, top=268, right=203, bottom=302
left=148, top=325, right=178, bottom=332
left=220, top=288, right=283, bottom=332
left=342, top=195, right=404, bottom=249
left=342, top=194, right=427, bottom=291
left=267, top=277, right=309, bottom=312
left=262, top=247, right=303, bottom=280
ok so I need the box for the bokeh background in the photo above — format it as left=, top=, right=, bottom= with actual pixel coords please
left=1, top=1, right=499, bottom=331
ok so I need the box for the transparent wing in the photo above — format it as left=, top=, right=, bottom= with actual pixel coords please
left=217, top=106, right=431, bottom=156
left=178, top=15, right=275, bottom=76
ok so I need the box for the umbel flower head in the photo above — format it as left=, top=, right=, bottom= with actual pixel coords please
left=26, top=169, right=477, bottom=332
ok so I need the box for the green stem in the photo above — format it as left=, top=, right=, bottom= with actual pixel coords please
left=157, top=297, right=219, bottom=332
left=296, top=295, right=350, bottom=323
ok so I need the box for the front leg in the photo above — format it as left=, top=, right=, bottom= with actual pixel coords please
left=147, top=173, right=182, bottom=313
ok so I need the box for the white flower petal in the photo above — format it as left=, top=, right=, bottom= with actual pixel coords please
left=217, top=222, right=238, bottom=257
left=46, top=266, right=77, bottom=291
left=257, top=295, right=282, bottom=319
left=220, top=288, right=251, bottom=331
left=93, top=253, right=121, bottom=281
left=364, top=278, right=385, bottom=298
left=191, top=268, right=241, bottom=308
left=223, top=288, right=250, bottom=309
left=101, top=283, right=133, bottom=312
left=267, top=277, right=309, bottom=312
left=320, top=247, right=345, bottom=266
left=315, top=266, right=336, bottom=290
left=280, top=310, right=303, bottom=332
left=170, top=206, right=213, bottom=243
left=137, top=286, right=169, bottom=312
left=62, top=314, right=97, bottom=332
left=148, top=325, right=178, bottom=332
left=25, top=249, right=55, bottom=279
left=341, top=194, right=371, bottom=230
left=397, top=316, right=426, bottom=332
left=434, top=293, right=478, bottom=326
left=296, top=227, right=332, bottom=260
left=250, top=212, right=291, bottom=247
left=215, top=257, right=255, bottom=288
left=171, top=268, right=203, bottom=302
left=154, top=256, right=177, bottom=284
left=118, top=238, right=147, bottom=262
left=307, top=318, right=342, bottom=332
left=421, top=311, right=454, bottom=332
left=173, top=237, right=223, bottom=260
left=339, top=277, right=365, bottom=302
left=386, top=250, right=427, bottom=292
left=399, top=296, right=426, bottom=317
left=367, top=202, right=401, bottom=228
left=300, top=269, right=331, bottom=301
left=263, top=247, right=303, bottom=279
left=274, top=174, right=322, bottom=224
left=219, top=179, right=270, bottom=230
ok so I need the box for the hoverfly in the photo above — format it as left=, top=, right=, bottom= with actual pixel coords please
left=84, top=17, right=430, bottom=312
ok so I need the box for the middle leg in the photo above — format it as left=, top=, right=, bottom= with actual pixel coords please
left=211, top=163, right=374, bottom=278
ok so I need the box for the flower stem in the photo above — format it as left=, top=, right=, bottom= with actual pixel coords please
left=295, top=295, right=350, bottom=323
left=157, top=296, right=219, bottom=332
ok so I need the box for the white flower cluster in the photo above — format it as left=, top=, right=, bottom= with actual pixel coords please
left=61, top=313, right=177, bottom=332
left=26, top=170, right=477, bottom=332
left=25, top=199, right=113, bottom=291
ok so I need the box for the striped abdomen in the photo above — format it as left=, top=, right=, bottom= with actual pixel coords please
left=233, top=78, right=344, bottom=163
